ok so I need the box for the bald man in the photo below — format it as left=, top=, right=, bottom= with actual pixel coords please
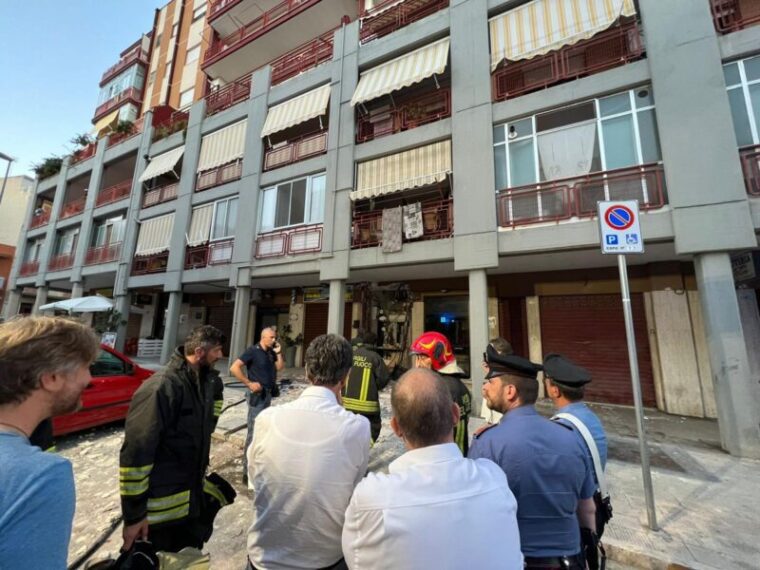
left=342, top=369, right=522, bottom=569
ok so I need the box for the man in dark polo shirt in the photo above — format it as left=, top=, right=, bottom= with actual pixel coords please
left=230, top=327, right=284, bottom=483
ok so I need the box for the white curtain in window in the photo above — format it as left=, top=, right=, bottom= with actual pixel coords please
left=260, top=189, right=276, bottom=232
left=537, top=121, right=597, bottom=181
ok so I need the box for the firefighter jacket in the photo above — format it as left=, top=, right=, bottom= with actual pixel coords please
left=440, top=373, right=472, bottom=456
left=343, top=345, right=390, bottom=415
left=119, top=348, right=224, bottom=527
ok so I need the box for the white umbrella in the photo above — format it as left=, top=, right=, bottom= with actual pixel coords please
left=39, top=295, right=114, bottom=313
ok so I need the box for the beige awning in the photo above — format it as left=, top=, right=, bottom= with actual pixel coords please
left=139, top=146, right=185, bottom=182
left=186, top=204, right=214, bottom=246
left=197, top=120, right=248, bottom=173
left=352, top=139, right=451, bottom=201
left=351, top=38, right=450, bottom=107
left=135, top=213, right=175, bottom=256
left=92, top=110, right=121, bottom=138
left=489, top=0, right=636, bottom=71
left=261, top=84, right=331, bottom=138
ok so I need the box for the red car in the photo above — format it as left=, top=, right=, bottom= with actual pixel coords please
left=52, top=345, right=155, bottom=436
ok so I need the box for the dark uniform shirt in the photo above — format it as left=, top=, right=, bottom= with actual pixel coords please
left=343, top=345, right=390, bottom=415
left=469, top=406, right=595, bottom=558
left=439, top=373, right=472, bottom=456
left=239, top=343, right=276, bottom=390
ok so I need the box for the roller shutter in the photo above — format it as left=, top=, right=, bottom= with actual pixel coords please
left=303, top=303, right=353, bottom=351
left=207, top=305, right=234, bottom=356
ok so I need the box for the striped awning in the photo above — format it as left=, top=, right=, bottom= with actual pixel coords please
left=197, top=120, right=248, bottom=173
left=489, top=0, right=636, bottom=71
left=352, top=139, right=451, bottom=201
left=261, top=84, right=331, bottom=138
left=139, top=146, right=185, bottom=182
left=93, top=110, right=120, bottom=137
left=135, top=213, right=175, bottom=256
left=351, top=38, right=450, bottom=107
left=187, top=204, right=213, bottom=246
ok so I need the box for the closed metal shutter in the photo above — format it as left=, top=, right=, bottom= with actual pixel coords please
left=207, top=305, right=234, bottom=356
left=498, top=298, right=528, bottom=357
left=304, top=303, right=353, bottom=351
left=539, top=294, right=656, bottom=406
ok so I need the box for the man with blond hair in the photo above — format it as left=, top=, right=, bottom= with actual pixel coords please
left=0, top=316, right=100, bottom=568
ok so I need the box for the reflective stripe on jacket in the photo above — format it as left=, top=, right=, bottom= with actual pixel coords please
left=343, top=345, right=389, bottom=415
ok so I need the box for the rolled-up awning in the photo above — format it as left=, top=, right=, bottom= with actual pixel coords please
left=351, top=37, right=450, bottom=107
left=139, top=146, right=185, bottom=183
left=186, top=204, right=214, bottom=246
left=197, top=120, right=248, bottom=173
left=352, top=139, right=451, bottom=201
left=135, top=213, right=175, bottom=256
left=93, top=110, right=120, bottom=137
left=261, top=84, right=331, bottom=138
left=489, top=0, right=636, bottom=71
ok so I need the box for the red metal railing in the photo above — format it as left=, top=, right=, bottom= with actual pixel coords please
left=96, top=180, right=132, bottom=207
left=197, top=160, right=243, bottom=191
left=93, top=87, right=143, bottom=122
left=711, top=0, right=760, bottom=33
left=30, top=211, right=51, bottom=229
left=108, top=120, right=143, bottom=147
left=740, top=144, right=760, bottom=195
left=143, top=182, right=179, bottom=208
left=271, top=29, right=335, bottom=85
left=209, top=0, right=242, bottom=21
left=60, top=197, right=86, bottom=219
left=100, top=47, right=149, bottom=85
left=19, top=260, right=40, bottom=277
left=356, top=87, right=451, bottom=143
left=132, top=251, right=170, bottom=275
left=493, top=20, right=643, bottom=102
left=71, top=143, right=97, bottom=165
left=85, top=242, right=122, bottom=265
left=496, top=163, right=666, bottom=228
left=264, top=130, right=328, bottom=171
left=184, top=238, right=235, bottom=269
left=48, top=253, right=75, bottom=272
left=351, top=197, right=453, bottom=248
left=255, top=224, right=323, bottom=258
left=205, top=74, right=252, bottom=116
left=152, top=110, right=189, bottom=142
left=360, top=0, right=449, bottom=44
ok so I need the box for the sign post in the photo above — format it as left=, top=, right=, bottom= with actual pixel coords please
left=598, top=200, right=658, bottom=531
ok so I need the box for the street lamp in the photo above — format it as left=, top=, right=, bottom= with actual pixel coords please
left=0, top=151, right=14, bottom=208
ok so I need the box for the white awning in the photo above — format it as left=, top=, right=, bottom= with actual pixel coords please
left=489, top=0, right=636, bottom=71
left=197, top=120, right=248, bottom=173
left=351, top=38, right=450, bottom=107
left=352, top=139, right=452, bottom=201
left=187, top=204, right=213, bottom=246
left=261, top=84, right=331, bottom=138
left=138, top=146, right=185, bottom=182
left=92, top=110, right=120, bottom=137
left=135, top=213, right=175, bottom=256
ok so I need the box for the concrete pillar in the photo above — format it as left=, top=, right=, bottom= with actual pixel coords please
left=468, top=269, right=489, bottom=414
left=327, top=280, right=346, bottom=335
left=32, top=286, right=48, bottom=315
left=694, top=253, right=760, bottom=458
left=736, top=289, right=760, bottom=406
left=114, top=294, right=130, bottom=352
left=230, top=285, right=251, bottom=360
left=71, top=282, right=84, bottom=299
left=2, top=289, right=22, bottom=319
left=526, top=295, right=544, bottom=395
left=36, top=158, right=71, bottom=286
left=160, top=291, right=182, bottom=364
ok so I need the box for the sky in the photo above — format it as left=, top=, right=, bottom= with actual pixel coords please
left=0, top=1, right=163, bottom=177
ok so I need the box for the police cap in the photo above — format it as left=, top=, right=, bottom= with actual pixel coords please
left=484, top=344, right=542, bottom=380
left=542, top=353, right=592, bottom=386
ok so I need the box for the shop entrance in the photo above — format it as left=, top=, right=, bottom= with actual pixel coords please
left=424, top=295, right=470, bottom=376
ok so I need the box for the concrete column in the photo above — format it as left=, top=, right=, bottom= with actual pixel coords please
left=694, top=253, right=760, bottom=458
left=526, top=295, right=544, bottom=395
left=468, top=269, right=489, bottom=414
left=736, top=289, right=760, bottom=407
left=230, top=285, right=251, bottom=360
left=114, top=294, right=130, bottom=352
left=160, top=290, right=183, bottom=364
left=1, top=289, right=22, bottom=319
left=32, top=286, right=48, bottom=315
left=36, top=158, right=71, bottom=286
left=71, top=282, right=84, bottom=299
left=327, top=280, right=346, bottom=335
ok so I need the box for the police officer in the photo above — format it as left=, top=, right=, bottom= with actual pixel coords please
left=468, top=345, right=596, bottom=569
left=343, top=331, right=390, bottom=442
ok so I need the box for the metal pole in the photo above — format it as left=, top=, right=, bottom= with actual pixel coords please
left=617, top=254, right=658, bottom=530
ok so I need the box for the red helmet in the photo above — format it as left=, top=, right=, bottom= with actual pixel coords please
left=409, top=331, right=456, bottom=371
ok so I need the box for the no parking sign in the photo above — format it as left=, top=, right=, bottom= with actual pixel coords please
left=598, top=200, right=644, bottom=254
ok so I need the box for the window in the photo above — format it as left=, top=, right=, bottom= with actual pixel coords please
left=90, top=350, right=127, bottom=377
left=186, top=45, right=201, bottom=65
left=725, top=56, right=760, bottom=147
left=154, top=34, right=162, bottom=50
left=55, top=229, right=79, bottom=256
left=92, top=217, right=126, bottom=247
left=149, top=70, right=157, bottom=85
left=192, top=3, right=207, bottom=21
left=260, top=173, right=326, bottom=232
left=171, top=23, right=179, bottom=37
left=179, top=88, right=194, bottom=109
left=212, top=197, right=238, bottom=240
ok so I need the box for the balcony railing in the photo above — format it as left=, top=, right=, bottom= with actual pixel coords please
left=108, top=119, right=143, bottom=147
left=93, top=87, right=143, bottom=122
left=60, top=197, right=86, bottom=219
left=101, top=47, right=149, bottom=85
left=351, top=197, right=453, bottom=248
left=493, top=20, right=643, bottom=102
left=96, top=180, right=132, bottom=207
left=143, top=182, right=179, bottom=208
left=264, top=130, right=328, bottom=171
left=85, top=242, right=122, bottom=265
left=271, top=29, right=335, bottom=86
left=255, top=224, right=323, bottom=258
left=152, top=110, right=189, bottom=142
left=30, top=211, right=51, bottom=229
left=19, top=260, right=40, bottom=277
left=360, top=0, right=449, bottom=44
left=184, top=239, right=235, bottom=269
left=197, top=160, right=243, bottom=191
left=496, top=163, right=666, bottom=228
left=356, top=87, right=451, bottom=143
left=711, top=0, right=760, bottom=33
left=48, top=253, right=75, bottom=272
left=132, top=251, right=170, bottom=275
left=209, top=0, right=242, bottom=21
left=205, top=74, right=252, bottom=116
left=71, top=143, right=97, bottom=165
left=740, top=144, right=760, bottom=196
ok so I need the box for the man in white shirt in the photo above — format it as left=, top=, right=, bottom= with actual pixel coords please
left=247, top=334, right=371, bottom=570
left=342, top=368, right=523, bottom=570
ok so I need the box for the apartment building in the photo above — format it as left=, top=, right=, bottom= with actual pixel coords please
left=0, top=175, right=34, bottom=311
left=4, top=0, right=760, bottom=457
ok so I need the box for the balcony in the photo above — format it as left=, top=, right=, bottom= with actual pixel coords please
left=271, top=29, right=335, bottom=86
left=48, top=253, right=75, bottom=272
left=493, top=20, right=643, bottom=102
left=96, top=180, right=132, bottom=207
left=712, top=0, right=760, bottom=34
left=30, top=211, right=51, bottom=229
left=184, top=239, right=235, bottom=269
left=72, top=142, right=97, bottom=164
left=85, top=242, right=122, bottom=265
left=351, top=197, right=453, bottom=248
left=19, top=260, right=40, bottom=277
left=132, top=251, right=169, bottom=275
left=197, top=160, right=243, bottom=191
left=152, top=110, right=189, bottom=142
left=60, top=197, right=87, bottom=219
left=93, top=87, right=143, bottom=122
left=255, top=224, right=323, bottom=258
left=143, top=182, right=179, bottom=208
left=264, top=130, right=327, bottom=171
left=496, top=163, right=666, bottom=228
left=356, top=86, right=450, bottom=143
left=100, top=46, right=149, bottom=86
left=740, top=144, right=760, bottom=196
left=360, top=0, right=449, bottom=44
left=205, top=74, right=252, bottom=117
left=108, top=118, right=143, bottom=147
left=208, top=0, right=244, bottom=23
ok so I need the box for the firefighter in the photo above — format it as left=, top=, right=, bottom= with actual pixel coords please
left=409, top=331, right=472, bottom=455
left=343, top=331, right=390, bottom=443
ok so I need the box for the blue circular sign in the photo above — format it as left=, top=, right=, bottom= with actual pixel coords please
left=604, top=205, right=634, bottom=230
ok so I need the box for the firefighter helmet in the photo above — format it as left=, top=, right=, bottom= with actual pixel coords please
left=409, top=331, right=456, bottom=371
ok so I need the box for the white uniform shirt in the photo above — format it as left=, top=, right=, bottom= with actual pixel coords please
left=247, top=386, right=370, bottom=570
left=342, top=443, right=523, bottom=570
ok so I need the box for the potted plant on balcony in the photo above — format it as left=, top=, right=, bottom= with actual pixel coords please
left=404, top=102, right=427, bottom=129
left=114, top=120, right=135, bottom=135
left=279, top=323, right=303, bottom=368
left=32, top=156, right=64, bottom=180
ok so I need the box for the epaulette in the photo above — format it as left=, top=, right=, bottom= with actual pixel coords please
left=473, top=422, right=497, bottom=440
